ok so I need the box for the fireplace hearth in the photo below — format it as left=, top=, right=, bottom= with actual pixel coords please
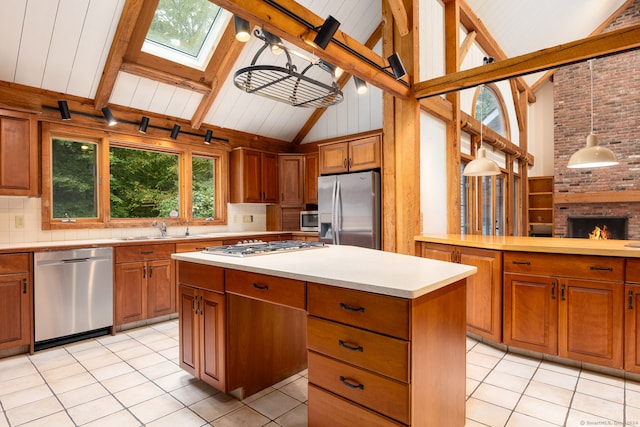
left=568, top=216, right=628, bottom=240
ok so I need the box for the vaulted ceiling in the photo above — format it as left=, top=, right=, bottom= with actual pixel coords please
left=0, top=0, right=634, bottom=144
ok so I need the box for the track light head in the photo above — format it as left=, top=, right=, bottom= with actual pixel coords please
left=58, top=100, right=71, bottom=120
left=204, top=129, right=213, bottom=145
left=101, top=107, right=117, bottom=126
left=234, top=15, right=251, bottom=42
left=312, top=15, right=340, bottom=49
left=262, top=29, right=284, bottom=55
left=387, top=53, right=406, bottom=80
left=353, top=76, right=368, bottom=95
left=138, top=116, right=149, bottom=134
left=170, top=124, right=180, bottom=140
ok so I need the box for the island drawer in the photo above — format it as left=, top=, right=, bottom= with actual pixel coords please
left=0, top=253, right=30, bottom=274
left=307, top=316, right=409, bottom=382
left=308, top=351, right=410, bottom=424
left=177, top=261, right=224, bottom=293
left=225, top=270, right=306, bottom=310
left=175, top=240, right=222, bottom=253
left=504, top=252, right=624, bottom=281
left=308, top=384, right=405, bottom=427
left=307, top=283, right=410, bottom=340
left=626, top=258, right=640, bottom=283
left=115, top=244, right=175, bottom=262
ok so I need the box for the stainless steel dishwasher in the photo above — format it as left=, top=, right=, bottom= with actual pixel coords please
left=34, top=247, right=113, bottom=350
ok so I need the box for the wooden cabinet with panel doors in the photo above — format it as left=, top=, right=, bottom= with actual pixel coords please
left=625, top=258, right=640, bottom=373
left=114, top=244, right=175, bottom=326
left=504, top=252, right=624, bottom=369
left=0, top=253, right=32, bottom=352
left=319, top=135, right=381, bottom=175
left=230, top=148, right=278, bottom=203
left=304, top=152, right=319, bottom=204
left=177, top=262, right=226, bottom=390
left=420, top=242, right=502, bottom=342
left=0, top=109, right=38, bottom=196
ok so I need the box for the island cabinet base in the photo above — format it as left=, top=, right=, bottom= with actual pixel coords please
left=307, top=280, right=467, bottom=427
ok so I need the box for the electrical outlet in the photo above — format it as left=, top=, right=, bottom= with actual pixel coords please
left=15, top=215, right=24, bottom=229
left=242, top=215, right=253, bottom=223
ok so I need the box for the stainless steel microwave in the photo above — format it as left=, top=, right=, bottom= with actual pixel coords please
left=300, top=210, right=318, bottom=232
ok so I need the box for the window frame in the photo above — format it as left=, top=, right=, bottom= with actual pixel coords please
left=41, top=122, right=228, bottom=230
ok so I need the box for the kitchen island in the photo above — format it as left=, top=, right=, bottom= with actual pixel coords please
left=416, top=234, right=640, bottom=375
left=172, top=244, right=476, bottom=427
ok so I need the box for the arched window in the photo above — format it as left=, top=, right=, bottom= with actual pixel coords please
left=474, top=85, right=509, bottom=139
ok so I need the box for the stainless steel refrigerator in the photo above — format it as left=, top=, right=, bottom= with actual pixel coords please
left=318, top=170, right=381, bottom=249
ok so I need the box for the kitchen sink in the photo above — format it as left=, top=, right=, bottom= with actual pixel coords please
left=115, top=234, right=208, bottom=241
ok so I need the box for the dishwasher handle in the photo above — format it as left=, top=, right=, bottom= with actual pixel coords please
left=61, top=258, right=91, bottom=263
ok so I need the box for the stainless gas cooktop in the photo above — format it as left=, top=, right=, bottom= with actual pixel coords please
left=202, top=240, right=326, bottom=257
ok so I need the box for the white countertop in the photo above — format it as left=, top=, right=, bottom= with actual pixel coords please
left=172, top=245, right=476, bottom=299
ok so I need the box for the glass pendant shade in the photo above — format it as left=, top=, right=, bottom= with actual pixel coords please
left=567, top=133, right=618, bottom=168
left=463, top=147, right=501, bottom=176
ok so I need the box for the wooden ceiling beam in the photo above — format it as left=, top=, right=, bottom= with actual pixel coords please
left=413, top=24, right=640, bottom=99
left=209, top=0, right=411, bottom=99
left=385, top=0, right=410, bottom=36
left=459, top=30, right=476, bottom=63
left=120, top=62, right=212, bottom=94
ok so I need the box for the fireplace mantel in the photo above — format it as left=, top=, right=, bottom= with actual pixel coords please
left=555, top=190, right=640, bottom=204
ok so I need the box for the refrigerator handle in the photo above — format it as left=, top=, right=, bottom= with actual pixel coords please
left=335, top=181, right=341, bottom=245
left=331, top=180, right=338, bottom=245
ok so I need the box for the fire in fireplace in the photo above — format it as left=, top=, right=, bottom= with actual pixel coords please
left=568, top=217, right=628, bottom=240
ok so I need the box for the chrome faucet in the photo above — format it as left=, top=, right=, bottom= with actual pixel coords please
left=185, top=220, right=190, bottom=237
left=152, top=220, right=167, bottom=238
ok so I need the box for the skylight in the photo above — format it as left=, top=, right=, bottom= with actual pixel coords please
left=142, top=0, right=231, bottom=70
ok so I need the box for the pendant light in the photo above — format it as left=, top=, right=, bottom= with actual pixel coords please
left=463, top=85, right=501, bottom=176
left=567, top=59, right=618, bottom=169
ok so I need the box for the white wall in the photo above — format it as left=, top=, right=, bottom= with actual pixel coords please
left=420, top=113, right=448, bottom=233
left=528, top=79, right=555, bottom=177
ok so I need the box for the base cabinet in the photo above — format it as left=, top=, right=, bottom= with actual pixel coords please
left=504, top=252, right=624, bottom=369
left=0, top=253, right=32, bottom=351
left=115, top=244, right=175, bottom=326
left=421, top=243, right=502, bottom=342
left=625, top=259, right=640, bottom=373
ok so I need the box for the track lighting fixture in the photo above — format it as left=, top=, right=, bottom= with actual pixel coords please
left=204, top=129, right=213, bottom=144
left=234, top=15, right=251, bottom=42
left=387, top=53, right=407, bottom=80
left=138, top=116, right=149, bottom=134
left=58, top=100, right=71, bottom=120
left=353, top=76, right=368, bottom=95
left=312, top=15, right=340, bottom=49
left=317, top=60, right=342, bottom=79
left=101, top=107, right=117, bottom=126
left=170, top=124, right=180, bottom=140
left=263, top=30, right=284, bottom=55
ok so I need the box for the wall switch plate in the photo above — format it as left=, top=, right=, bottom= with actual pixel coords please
left=242, top=215, right=253, bottom=223
left=15, top=215, right=25, bottom=229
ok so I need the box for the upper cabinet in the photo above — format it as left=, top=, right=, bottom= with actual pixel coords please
left=0, top=109, right=38, bottom=196
left=319, top=135, right=381, bottom=175
left=230, top=148, right=278, bottom=204
left=304, top=152, right=319, bottom=205
left=279, top=154, right=305, bottom=206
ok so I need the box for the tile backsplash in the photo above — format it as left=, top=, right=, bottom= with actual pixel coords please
left=0, top=196, right=267, bottom=244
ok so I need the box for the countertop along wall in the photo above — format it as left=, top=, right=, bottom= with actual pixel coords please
left=0, top=196, right=268, bottom=245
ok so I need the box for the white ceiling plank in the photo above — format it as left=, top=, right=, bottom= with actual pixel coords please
left=109, top=71, right=140, bottom=106
left=130, top=77, right=160, bottom=111
left=0, top=0, right=27, bottom=82
left=42, top=0, right=91, bottom=94
left=14, top=0, right=59, bottom=88
left=146, top=84, right=176, bottom=114
left=67, top=0, right=124, bottom=98
left=164, top=87, right=196, bottom=118
left=181, top=91, right=204, bottom=119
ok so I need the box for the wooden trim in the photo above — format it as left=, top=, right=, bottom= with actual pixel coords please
left=459, top=31, right=476, bottom=64
left=385, top=0, right=410, bottom=36
left=419, top=96, right=453, bottom=122
left=120, top=62, right=211, bottom=94
left=413, top=24, right=640, bottom=99
left=555, top=191, right=640, bottom=205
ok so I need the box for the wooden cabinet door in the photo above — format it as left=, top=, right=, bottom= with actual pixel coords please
left=199, top=289, right=226, bottom=390
left=319, top=142, right=349, bottom=174
left=420, top=242, right=454, bottom=262
left=559, top=278, right=623, bottom=368
left=0, top=110, right=38, bottom=196
left=147, top=259, right=174, bottom=318
left=503, top=273, right=558, bottom=354
left=626, top=284, right=640, bottom=373
left=304, top=152, right=319, bottom=204
left=0, top=273, right=30, bottom=350
left=115, top=261, right=146, bottom=325
left=459, top=247, right=503, bottom=342
left=279, top=154, right=304, bottom=206
left=178, top=285, right=198, bottom=376
left=261, top=152, right=278, bottom=203
left=241, top=149, right=263, bottom=203
left=349, top=136, right=381, bottom=172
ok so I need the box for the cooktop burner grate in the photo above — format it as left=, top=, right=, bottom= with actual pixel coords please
left=202, top=240, right=326, bottom=257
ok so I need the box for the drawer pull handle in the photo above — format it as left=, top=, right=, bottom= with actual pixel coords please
left=590, top=266, right=613, bottom=272
left=253, top=283, right=269, bottom=291
left=551, top=281, right=556, bottom=300
left=561, top=283, right=566, bottom=301
left=340, top=303, right=365, bottom=313
left=511, top=260, right=531, bottom=265
left=339, top=340, right=363, bottom=352
left=140, top=251, right=154, bottom=255
left=630, top=290, right=635, bottom=310
left=339, top=376, right=364, bottom=390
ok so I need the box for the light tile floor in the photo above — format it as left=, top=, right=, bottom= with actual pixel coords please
left=0, top=320, right=639, bottom=426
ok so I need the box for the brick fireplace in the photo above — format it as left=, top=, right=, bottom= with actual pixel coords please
left=552, top=0, right=640, bottom=240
